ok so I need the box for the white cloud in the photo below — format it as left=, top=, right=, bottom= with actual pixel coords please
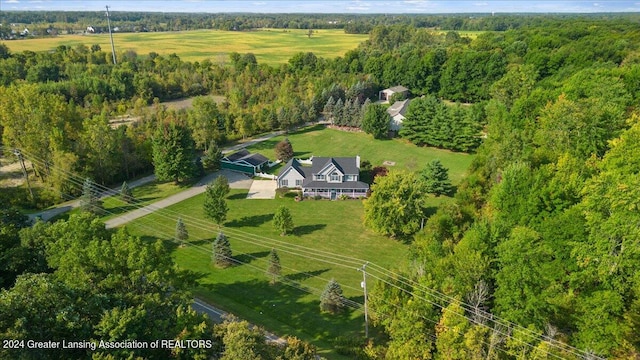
left=6, top=0, right=20, bottom=3
left=474, top=2, right=489, bottom=6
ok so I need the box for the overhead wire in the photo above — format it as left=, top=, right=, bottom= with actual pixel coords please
left=14, top=146, right=598, bottom=359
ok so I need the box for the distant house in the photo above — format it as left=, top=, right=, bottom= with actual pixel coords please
left=277, top=156, right=369, bottom=200
left=221, top=149, right=269, bottom=176
left=86, top=26, right=95, bottom=33
left=387, top=99, right=410, bottom=132
left=379, top=85, right=408, bottom=102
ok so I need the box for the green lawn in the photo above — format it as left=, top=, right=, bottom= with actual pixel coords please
left=124, top=189, right=421, bottom=359
left=249, top=125, right=475, bottom=184
left=119, top=126, right=472, bottom=356
left=5, top=29, right=368, bottom=66
left=100, top=179, right=195, bottom=220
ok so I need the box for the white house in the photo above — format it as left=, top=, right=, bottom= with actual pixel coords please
left=277, top=156, right=369, bottom=200
left=387, top=99, right=410, bottom=132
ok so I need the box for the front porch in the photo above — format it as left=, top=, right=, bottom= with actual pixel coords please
left=303, top=187, right=368, bottom=200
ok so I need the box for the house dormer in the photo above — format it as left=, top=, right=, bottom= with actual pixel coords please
left=315, top=159, right=344, bottom=183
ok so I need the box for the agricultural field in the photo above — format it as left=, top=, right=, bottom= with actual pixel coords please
left=121, top=125, right=473, bottom=357
left=3, top=28, right=369, bottom=65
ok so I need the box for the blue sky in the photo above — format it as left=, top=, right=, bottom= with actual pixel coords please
left=1, top=0, right=639, bottom=13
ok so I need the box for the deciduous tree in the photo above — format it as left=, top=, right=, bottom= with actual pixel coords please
left=364, top=170, right=426, bottom=238
left=204, top=175, right=230, bottom=227
left=361, top=103, right=389, bottom=139
left=152, top=121, right=197, bottom=184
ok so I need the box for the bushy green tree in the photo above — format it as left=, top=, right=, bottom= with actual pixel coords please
left=273, top=206, right=294, bottom=236
left=152, top=121, right=197, bottom=184
left=202, top=140, right=223, bottom=171
left=266, top=248, right=282, bottom=285
left=320, top=278, right=344, bottom=314
left=175, top=217, right=188, bottom=245
left=361, top=103, right=389, bottom=139
left=212, top=232, right=233, bottom=268
left=421, top=159, right=453, bottom=196
left=204, top=175, right=230, bottom=227
left=364, top=170, right=426, bottom=238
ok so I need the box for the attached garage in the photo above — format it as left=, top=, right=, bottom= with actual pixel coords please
left=221, top=149, right=269, bottom=176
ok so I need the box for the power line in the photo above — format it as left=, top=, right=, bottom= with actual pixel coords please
left=14, top=147, right=600, bottom=359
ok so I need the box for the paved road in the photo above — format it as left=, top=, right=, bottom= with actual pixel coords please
left=104, top=170, right=251, bottom=229
left=28, top=127, right=291, bottom=223
left=192, top=298, right=286, bottom=345
left=29, top=174, right=156, bottom=222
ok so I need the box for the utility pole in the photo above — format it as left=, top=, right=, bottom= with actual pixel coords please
left=13, top=149, right=34, bottom=202
left=105, top=5, right=116, bottom=65
left=359, top=262, right=370, bottom=338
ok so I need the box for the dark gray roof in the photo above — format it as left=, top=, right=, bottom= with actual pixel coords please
left=310, top=157, right=359, bottom=175
left=242, top=153, right=269, bottom=166
left=277, top=159, right=306, bottom=178
left=302, top=180, right=369, bottom=190
left=225, top=149, right=250, bottom=162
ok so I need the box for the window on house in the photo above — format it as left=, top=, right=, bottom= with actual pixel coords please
left=315, top=174, right=325, bottom=181
left=330, top=172, right=340, bottom=182
left=281, top=179, right=288, bottom=187
left=295, top=179, right=302, bottom=186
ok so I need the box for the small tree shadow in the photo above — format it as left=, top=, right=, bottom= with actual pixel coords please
left=228, top=193, right=248, bottom=200
left=226, top=213, right=274, bottom=227
left=234, top=250, right=271, bottom=265
left=294, top=223, right=326, bottom=236
left=284, top=268, right=330, bottom=282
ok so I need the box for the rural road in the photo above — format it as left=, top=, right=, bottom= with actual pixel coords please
left=28, top=174, right=156, bottom=222
left=192, top=298, right=286, bottom=345
left=29, top=127, right=292, bottom=223
left=104, top=169, right=252, bottom=229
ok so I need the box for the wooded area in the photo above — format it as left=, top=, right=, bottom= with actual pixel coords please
left=1, top=12, right=640, bottom=359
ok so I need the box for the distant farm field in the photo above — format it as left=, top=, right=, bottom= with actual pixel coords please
left=3, top=29, right=369, bottom=65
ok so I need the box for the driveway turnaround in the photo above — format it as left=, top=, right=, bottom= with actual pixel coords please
left=246, top=179, right=277, bottom=199
left=104, top=170, right=252, bottom=229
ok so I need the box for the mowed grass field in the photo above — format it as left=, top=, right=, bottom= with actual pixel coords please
left=118, top=126, right=473, bottom=357
left=248, top=125, right=475, bottom=184
left=4, top=29, right=369, bottom=65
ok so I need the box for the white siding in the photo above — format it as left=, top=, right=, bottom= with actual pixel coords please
left=278, top=168, right=304, bottom=188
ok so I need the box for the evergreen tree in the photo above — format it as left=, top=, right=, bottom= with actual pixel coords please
left=421, top=159, right=453, bottom=196
left=175, top=217, right=188, bottom=246
left=361, top=103, right=389, bottom=139
left=212, top=232, right=233, bottom=268
left=80, top=177, right=102, bottom=215
left=266, top=248, right=282, bottom=285
left=204, top=175, right=230, bottom=227
left=120, top=181, right=134, bottom=203
left=202, top=140, right=223, bottom=171
left=275, top=138, right=294, bottom=162
left=152, top=122, right=197, bottom=184
left=332, top=98, right=344, bottom=125
left=320, top=278, right=345, bottom=314
left=323, top=96, right=335, bottom=121
left=273, top=206, right=294, bottom=236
